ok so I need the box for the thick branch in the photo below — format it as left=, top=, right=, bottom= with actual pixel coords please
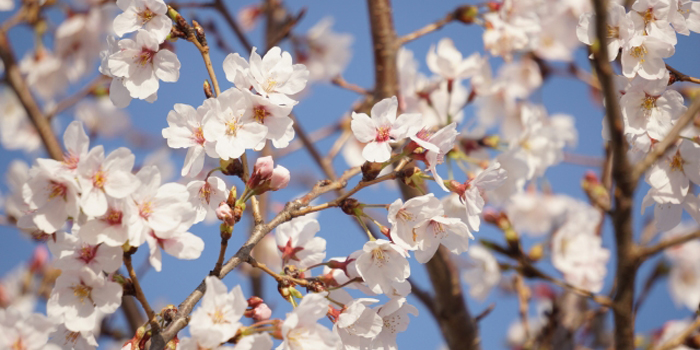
left=591, top=1, right=637, bottom=349
left=0, top=32, right=63, bottom=160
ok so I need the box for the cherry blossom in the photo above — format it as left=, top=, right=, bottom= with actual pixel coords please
left=669, top=0, right=700, bottom=34
left=75, top=98, right=130, bottom=139
left=577, top=2, right=633, bottom=61
left=162, top=103, right=213, bottom=177
left=22, top=164, right=80, bottom=233
left=388, top=194, right=442, bottom=251
left=278, top=292, right=339, bottom=349
left=355, top=239, right=410, bottom=295
left=78, top=198, right=139, bottom=247
left=621, top=34, right=674, bottom=79
left=299, top=17, right=353, bottom=82
left=449, top=161, right=507, bottom=232
left=0, top=307, right=55, bottom=350
left=413, top=213, right=473, bottom=264
left=275, top=216, right=326, bottom=269
left=334, top=298, right=383, bottom=350
left=409, top=123, right=459, bottom=191
left=202, top=89, right=268, bottom=160
left=107, top=29, right=181, bottom=100
left=0, top=89, right=40, bottom=153
left=646, top=140, right=700, bottom=204
left=48, top=231, right=122, bottom=274
left=370, top=298, right=419, bottom=350
left=245, top=90, right=295, bottom=149
left=630, top=0, right=677, bottom=44
left=47, top=267, right=122, bottom=332
left=426, top=38, right=480, bottom=80
left=189, top=276, right=247, bottom=348
left=19, top=49, right=69, bottom=100
left=462, top=245, right=501, bottom=300
left=145, top=229, right=204, bottom=272
left=48, top=324, right=99, bottom=350
left=350, top=96, right=422, bottom=163
left=247, top=46, right=309, bottom=106
left=77, top=146, right=140, bottom=217
left=113, top=0, right=172, bottom=42
left=247, top=156, right=290, bottom=194
left=187, top=176, right=229, bottom=224
left=620, top=72, right=686, bottom=140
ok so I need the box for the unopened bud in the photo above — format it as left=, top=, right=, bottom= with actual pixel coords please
left=216, top=202, right=235, bottom=224
left=220, top=223, right=233, bottom=240
left=270, top=167, right=290, bottom=191
left=528, top=244, right=544, bottom=261
left=480, top=135, right=500, bottom=149
left=251, top=302, right=272, bottom=322
left=361, top=161, right=383, bottom=182
left=29, top=246, right=49, bottom=274
left=454, top=5, right=478, bottom=24
left=220, top=158, right=244, bottom=177
left=380, top=225, right=391, bottom=238
left=203, top=80, right=213, bottom=98
left=582, top=170, right=611, bottom=211
left=340, top=198, right=361, bottom=216
left=398, top=166, right=424, bottom=189
left=161, top=305, right=178, bottom=323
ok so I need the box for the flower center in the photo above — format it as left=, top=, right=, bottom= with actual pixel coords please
left=138, top=7, right=155, bottom=24
left=199, top=183, right=212, bottom=203
left=64, top=331, right=80, bottom=345
left=63, top=152, right=80, bottom=170
left=430, top=219, right=447, bottom=238
left=641, top=8, right=655, bottom=25
left=641, top=95, right=657, bottom=112
left=397, top=208, right=415, bottom=222
left=92, top=170, right=106, bottom=189
left=253, top=106, right=270, bottom=123
left=48, top=181, right=67, bottom=200
left=371, top=248, right=388, bottom=266
left=11, top=339, right=26, bottom=350
left=78, top=244, right=99, bottom=264
left=104, top=209, right=123, bottom=226
left=607, top=25, right=620, bottom=39
left=136, top=48, right=156, bottom=67
left=226, top=117, right=240, bottom=136
left=72, top=283, right=92, bottom=304
left=192, top=126, right=205, bottom=145
left=264, top=78, right=277, bottom=93
left=375, top=126, right=392, bottom=142
left=629, top=45, right=648, bottom=62
left=209, top=308, right=230, bottom=324
left=669, top=153, right=685, bottom=172
left=139, top=201, right=154, bottom=218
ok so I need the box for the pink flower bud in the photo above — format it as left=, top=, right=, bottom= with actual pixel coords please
left=29, top=245, right=49, bottom=273
left=247, top=156, right=275, bottom=189
left=251, top=303, right=272, bottom=322
left=270, top=166, right=290, bottom=191
left=216, top=202, right=235, bottom=225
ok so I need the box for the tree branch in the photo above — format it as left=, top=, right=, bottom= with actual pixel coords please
left=590, top=1, right=638, bottom=348
left=124, top=252, right=160, bottom=333
left=397, top=11, right=454, bottom=45
left=638, top=229, right=700, bottom=260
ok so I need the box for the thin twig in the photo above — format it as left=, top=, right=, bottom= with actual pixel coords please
left=514, top=275, right=531, bottom=344
left=398, top=11, right=455, bottom=45
left=124, top=252, right=160, bottom=332
left=211, top=0, right=253, bottom=52
left=331, top=75, right=372, bottom=95
left=638, top=230, right=700, bottom=260
left=667, top=64, right=700, bottom=85
left=46, top=75, right=109, bottom=119
left=211, top=236, right=229, bottom=277
left=247, top=257, right=309, bottom=286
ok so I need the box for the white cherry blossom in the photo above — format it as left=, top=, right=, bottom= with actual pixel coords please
left=48, top=231, right=122, bottom=274
left=47, top=267, right=122, bottom=332
left=0, top=89, right=40, bottom=153
left=621, top=34, right=674, bottom=79
left=145, top=229, right=204, bottom=272
left=248, top=46, right=309, bottom=106
left=187, top=176, right=229, bottom=224
left=630, top=0, right=678, bottom=44
left=350, top=96, right=422, bottom=163
left=334, top=298, right=383, bottom=350
left=370, top=298, right=418, bottom=350
left=22, top=165, right=80, bottom=233
left=278, top=293, right=339, bottom=350
left=462, top=245, right=501, bottom=300
left=77, top=146, right=140, bottom=217
left=413, top=213, right=473, bottom=264
left=620, top=72, right=686, bottom=140
left=669, top=0, right=700, bottom=35
left=162, top=102, right=214, bottom=177
left=190, top=276, right=247, bottom=348
left=355, top=239, right=410, bottom=295
left=245, top=90, right=295, bottom=149
left=78, top=198, right=139, bottom=247
left=108, top=29, right=180, bottom=100
left=388, top=194, right=442, bottom=251
left=426, top=38, right=480, bottom=80
left=299, top=17, right=353, bottom=82
left=452, top=161, right=507, bottom=232
left=0, top=307, right=55, bottom=350
left=113, top=0, right=172, bottom=42
left=275, top=216, right=326, bottom=269
left=576, top=2, right=633, bottom=61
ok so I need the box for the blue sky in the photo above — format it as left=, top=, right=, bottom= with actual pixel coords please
left=2, top=0, right=700, bottom=349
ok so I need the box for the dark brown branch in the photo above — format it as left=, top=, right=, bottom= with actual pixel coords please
left=590, top=1, right=638, bottom=349
left=0, top=32, right=63, bottom=160
left=407, top=277, right=437, bottom=319
left=211, top=0, right=253, bottom=52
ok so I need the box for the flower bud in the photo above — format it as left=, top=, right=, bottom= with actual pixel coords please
left=270, top=166, right=290, bottom=191
left=29, top=245, right=49, bottom=274
left=216, top=202, right=235, bottom=224
left=247, top=296, right=264, bottom=308
left=454, top=5, right=478, bottom=24
left=203, top=80, right=213, bottom=99
left=340, top=198, right=361, bottom=216
left=528, top=244, right=544, bottom=261
left=361, top=161, right=383, bottom=182
left=220, top=158, right=244, bottom=177
left=161, top=304, right=178, bottom=323
left=250, top=303, right=272, bottom=322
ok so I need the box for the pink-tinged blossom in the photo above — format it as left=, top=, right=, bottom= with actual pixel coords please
left=99, top=35, right=157, bottom=108
left=334, top=298, right=383, bottom=350
left=48, top=324, right=98, bottom=350
left=145, top=229, right=204, bottom=272
left=0, top=0, right=13, bottom=11
left=450, top=161, right=508, bottom=232
left=55, top=7, right=109, bottom=82
left=248, top=46, right=309, bottom=106
left=113, top=0, right=172, bottom=42
left=245, top=90, right=295, bottom=149
left=79, top=198, right=139, bottom=247
left=129, top=166, right=194, bottom=241
left=350, top=96, right=422, bottom=163
left=426, top=38, right=481, bottom=80
left=462, top=245, right=501, bottom=300
left=552, top=207, right=609, bottom=293
left=47, top=267, right=122, bottom=332
left=190, top=277, right=248, bottom=348
left=646, top=140, right=700, bottom=204
left=621, top=34, right=674, bottom=79
left=630, top=0, right=678, bottom=45
left=278, top=293, right=339, bottom=349
left=275, top=216, right=326, bottom=269
left=413, top=214, right=473, bottom=264
left=299, top=17, right=353, bottom=82
left=107, top=30, right=180, bottom=100
left=34, top=121, right=90, bottom=180
left=48, top=231, right=122, bottom=274
left=162, top=103, right=213, bottom=177
left=22, top=165, right=80, bottom=233
left=222, top=52, right=253, bottom=89
left=187, top=176, right=229, bottom=224
left=621, top=72, right=686, bottom=140
left=370, top=298, right=419, bottom=350
left=642, top=191, right=700, bottom=231
left=0, top=307, right=55, bottom=350
left=19, top=49, right=69, bottom=100
left=669, top=0, right=700, bottom=35
left=355, top=239, right=411, bottom=295
left=577, top=2, right=633, bottom=61
left=388, top=194, right=442, bottom=251
left=409, top=123, right=459, bottom=191
left=77, top=146, right=140, bottom=217
left=202, top=89, right=268, bottom=160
